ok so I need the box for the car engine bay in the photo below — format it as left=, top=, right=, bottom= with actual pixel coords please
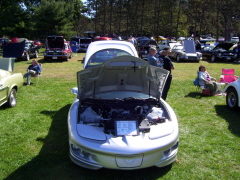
left=78, top=98, right=169, bottom=135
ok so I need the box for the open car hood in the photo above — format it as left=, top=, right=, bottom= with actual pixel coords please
left=0, top=58, right=15, bottom=72
left=47, top=36, right=64, bottom=49
left=213, top=43, right=234, bottom=50
left=77, top=56, right=169, bottom=100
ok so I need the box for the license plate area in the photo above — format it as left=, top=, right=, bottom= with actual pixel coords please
left=52, top=57, right=57, bottom=59
left=115, top=154, right=143, bottom=168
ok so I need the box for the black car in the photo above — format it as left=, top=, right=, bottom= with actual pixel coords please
left=137, top=39, right=159, bottom=60
left=201, top=42, right=236, bottom=62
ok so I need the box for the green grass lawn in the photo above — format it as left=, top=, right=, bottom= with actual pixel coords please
left=1, top=51, right=240, bottom=180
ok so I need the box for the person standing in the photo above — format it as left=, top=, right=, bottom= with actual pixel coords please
left=159, top=47, right=175, bottom=100
left=147, top=47, right=162, bottom=67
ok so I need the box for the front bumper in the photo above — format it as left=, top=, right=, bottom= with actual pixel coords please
left=44, top=55, right=68, bottom=60
left=68, top=101, right=179, bottom=170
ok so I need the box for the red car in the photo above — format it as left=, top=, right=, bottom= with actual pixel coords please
left=93, top=37, right=112, bottom=41
left=44, top=35, right=72, bottom=61
left=33, top=40, right=42, bottom=48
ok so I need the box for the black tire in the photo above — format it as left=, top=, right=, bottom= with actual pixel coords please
left=65, top=57, right=69, bottom=61
left=25, top=53, right=30, bottom=61
left=69, top=54, right=72, bottom=59
left=211, top=55, right=216, bottom=62
left=176, top=55, right=180, bottom=62
left=35, top=51, right=38, bottom=58
left=226, top=87, right=239, bottom=110
left=7, top=89, right=17, bottom=107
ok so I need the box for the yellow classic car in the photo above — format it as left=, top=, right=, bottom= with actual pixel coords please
left=0, top=58, right=23, bottom=107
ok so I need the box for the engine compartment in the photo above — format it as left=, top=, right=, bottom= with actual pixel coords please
left=78, top=98, right=169, bottom=136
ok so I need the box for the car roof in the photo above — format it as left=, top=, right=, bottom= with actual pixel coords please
left=84, top=41, right=139, bottom=69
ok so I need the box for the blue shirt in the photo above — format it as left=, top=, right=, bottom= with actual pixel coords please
left=28, top=64, right=42, bottom=74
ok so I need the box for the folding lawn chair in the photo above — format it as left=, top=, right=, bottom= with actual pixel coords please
left=220, top=69, right=238, bottom=84
left=31, top=63, right=42, bottom=84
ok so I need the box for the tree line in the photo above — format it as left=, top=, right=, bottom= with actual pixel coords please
left=0, top=0, right=240, bottom=40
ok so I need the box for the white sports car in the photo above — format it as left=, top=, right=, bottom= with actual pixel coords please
left=68, top=55, right=179, bottom=170
left=222, top=78, right=240, bottom=110
left=83, top=40, right=138, bottom=69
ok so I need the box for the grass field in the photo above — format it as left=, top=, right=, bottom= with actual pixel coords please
left=1, top=50, right=240, bottom=180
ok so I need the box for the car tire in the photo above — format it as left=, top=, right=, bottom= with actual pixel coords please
left=25, top=53, right=30, bottom=61
left=65, top=57, right=69, bottom=61
left=44, top=57, right=48, bottom=62
left=211, top=55, right=216, bottom=62
left=69, top=54, right=72, bottom=59
left=35, top=51, right=38, bottom=58
left=7, top=89, right=17, bottom=108
left=176, top=55, right=180, bottom=62
left=226, top=87, right=239, bottom=110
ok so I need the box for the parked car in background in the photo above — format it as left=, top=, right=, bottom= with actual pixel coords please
left=155, top=36, right=166, bottom=42
left=201, top=42, right=236, bottom=62
left=83, top=40, right=138, bottom=69
left=136, top=36, right=149, bottom=44
left=177, top=37, right=185, bottom=41
left=0, top=38, right=9, bottom=48
left=77, top=37, right=92, bottom=52
left=68, top=56, right=179, bottom=170
left=231, top=37, right=239, bottom=43
left=168, top=44, right=201, bottom=62
left=137, top=39, right=159, bottom=60
left=44, top=35, right=72, bottom=61
left=33, top=40, right=42, bottom=49
left=0, top=58, right=23, bottom=108
left=218, top=37, right=225, bottom=42
left=158, top=41, right=170, bottom=50
left=93, top=37, right=112, bottom=41
left=222, top=78, right=240, bottom=110
left=16, top=41, right=39, bottom=61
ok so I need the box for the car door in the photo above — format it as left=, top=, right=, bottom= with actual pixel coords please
left=0, top=81, right=8, bottom=105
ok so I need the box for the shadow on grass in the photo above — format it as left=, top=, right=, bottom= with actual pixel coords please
left=215, top=105, right=240, bottom=137
left=184, top=92, right=202, bottom=99
left=5, top=104, right=172, bottom=180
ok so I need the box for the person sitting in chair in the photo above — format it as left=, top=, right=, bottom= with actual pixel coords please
left=198, top=65, right=221, bottom=95
left=23, top=59, right=42, bottom=86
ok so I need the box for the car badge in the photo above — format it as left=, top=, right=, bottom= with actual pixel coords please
left=122, top=157, right=136, bottom=165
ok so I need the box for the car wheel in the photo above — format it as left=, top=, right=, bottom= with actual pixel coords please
left=211, top=55, right=216, bottom=62
left=65, top=57, right=69, bottom=61
left=176, top=55, right=180, bottom=62
left=7, top=89, right=17, bottom=107
left=226, top=87, right=239, bottom=110
left=69, top=54, right=72, bottom=59
left=35, top=51, right=38, bottom=58
left=25, top=53, right=30, bottom=61
left=44, top=57, right=48, bottom=62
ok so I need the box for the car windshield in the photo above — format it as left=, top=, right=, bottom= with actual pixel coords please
left=174, top=45, right=184, bottom=50
left=80, top=39, right=92, bottom=44
left=86, top=49, right=131, bottom=68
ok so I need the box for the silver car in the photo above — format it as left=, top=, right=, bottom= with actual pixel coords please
left=168, top=45, right=201, bottom=62
left=68, top=56, right=179, bottom=170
